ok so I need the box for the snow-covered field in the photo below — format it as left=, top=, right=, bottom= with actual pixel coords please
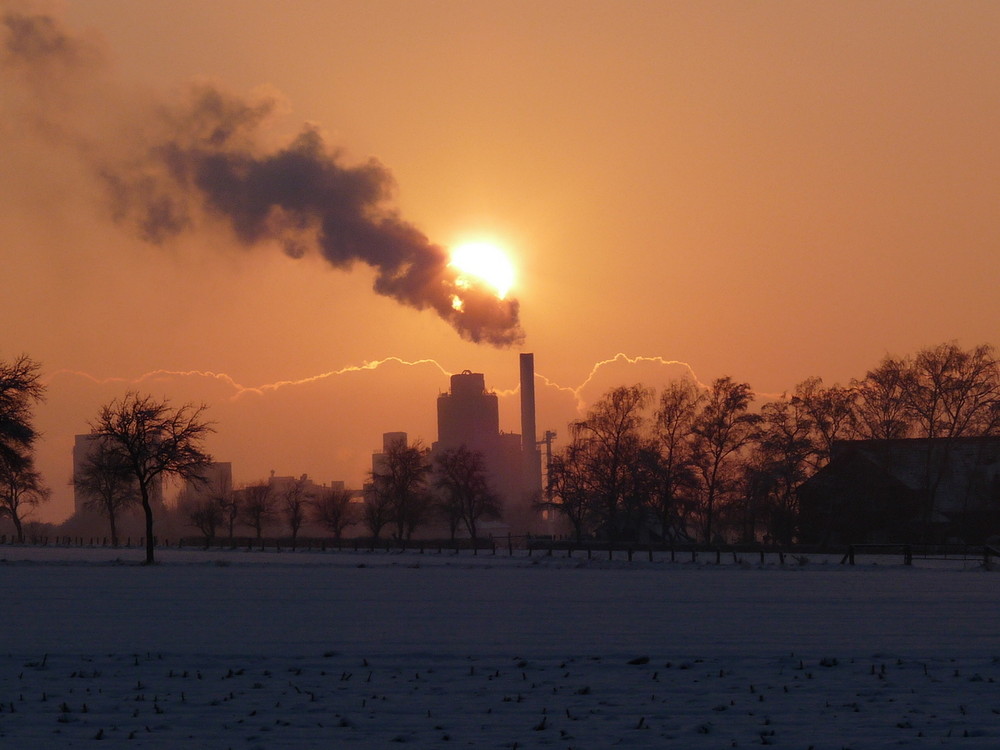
left=1, top=547, right=999, bottom=748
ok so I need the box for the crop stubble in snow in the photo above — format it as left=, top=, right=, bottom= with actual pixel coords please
left=0, top=548, right=999, bottom=748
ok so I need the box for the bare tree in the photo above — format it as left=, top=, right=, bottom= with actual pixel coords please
left=362, top=487, right=392, bottom=542
left=851, top=356, right=914, bottom=441
left=72, top=438, right=138, bottom=547
left=0, top=355, right=47, bottom=541
left=281, top=478, right=310, bottom=547
left=91, top=392, right=214, bottom=564
left=0, top=354, right=45, bottom=474
left=545, top=439, right=599, bottom=542
left=311, top=487, right=357, bottom=540
left=791, top=376, right=857, bottom=468
left=433, top=446, right=502, bottom=541
left=239, top=481, right=275, bottom=540
left=690, top=377, right=759, bottom=543
left=907, top=342, right=1000, bottom=439
left=568, top=384, right=652, bottom=541
left=220, top=485, right=240, bottom=541
left=184, top=497, right=224, bottom=547
left=745, top=397, right=815, bottom=545
left=178, top=467, right=235, bottom=547
left=370, top=438, right=433, bottom=542
left=648, top=379, right=702, bottom=541
left=0, top=459, right=49, bottom=542
left=436, top=477, right=465, bottom=541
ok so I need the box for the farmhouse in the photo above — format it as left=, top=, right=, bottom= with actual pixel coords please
left=798, top=437, right=1000, bottom=545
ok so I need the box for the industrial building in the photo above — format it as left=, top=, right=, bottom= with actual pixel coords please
left=432, top=353, right=544, bottom=533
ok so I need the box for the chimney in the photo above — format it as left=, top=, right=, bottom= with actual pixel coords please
left=519, top=353, right=537, bottom=452
left=519, top=353, right=542, bottom=501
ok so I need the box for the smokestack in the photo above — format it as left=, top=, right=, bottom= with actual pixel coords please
left=519, top=353, right=537, bottom=452
left=520, top=353, right=542, bottom=499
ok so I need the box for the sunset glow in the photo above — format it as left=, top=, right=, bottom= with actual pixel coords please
left=449, top=241, right=515, bottom=300
left=5, top=2, right=1000, bottom=524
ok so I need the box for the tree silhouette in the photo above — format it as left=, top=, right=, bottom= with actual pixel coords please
left=0, top=355, right=44, bottom=474
left=370, top=437, right=432, bottom=542
left=311, top=487, right=357, bottom=540
left=433, top=446, right=501, bottom=541
left=73, top=437, right=138, bottom=547
left=239, top=481, right=275, bottom=540
left=0, top=459, right=48, bottom=542
left=691, top=377, right=759, bottom=543
left=91, top=392, right=213, bottom=564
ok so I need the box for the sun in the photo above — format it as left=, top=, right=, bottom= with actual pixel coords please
left=449, top=240, right=516, bottom=300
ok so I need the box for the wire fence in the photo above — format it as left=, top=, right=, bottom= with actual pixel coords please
left=4, top=533, right=998, bottom=569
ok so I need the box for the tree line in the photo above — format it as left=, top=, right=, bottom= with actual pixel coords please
left=0, top=353, right=507, bottom=563
left=3, top=341, right=999, bottom=560
left=180, top=439, right=503, bottom=546
left=543, top=341, right=1000, bottom=545
left=75, top=415, right=506, bottom=564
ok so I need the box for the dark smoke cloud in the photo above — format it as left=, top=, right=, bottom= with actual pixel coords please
left=2, top=8, right=524, bottom=347
left=1, top=8, right=100, bottom=71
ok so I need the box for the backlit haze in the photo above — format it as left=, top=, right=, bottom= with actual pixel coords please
left=4, top=1, right=999, bottom=522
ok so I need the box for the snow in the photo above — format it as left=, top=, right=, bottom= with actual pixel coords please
left=1, top=547, right=999, bottom=747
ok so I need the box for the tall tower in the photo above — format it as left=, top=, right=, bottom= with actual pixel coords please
left=519, top=353, right=543, bottom=502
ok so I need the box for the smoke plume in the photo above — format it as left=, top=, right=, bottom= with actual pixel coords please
left=2, top=8, right=524, bottom=346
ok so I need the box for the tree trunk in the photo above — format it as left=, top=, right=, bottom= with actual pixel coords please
left=140, top=487, right=155, bottom=564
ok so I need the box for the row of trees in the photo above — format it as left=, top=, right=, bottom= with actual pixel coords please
left=72, top=399, right=505, bottom=556
left=544, top=342, right=1000, bottom=545
left=6, top=340, right=998, bottom=558
left=1, top=357, right=504, bottom=556
left=177, top=477, right=358, bottom=545
left=174, top=441, right=504, bottom=547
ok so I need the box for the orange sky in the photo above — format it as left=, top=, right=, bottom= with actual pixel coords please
left=4, top=1, right=999, bottom=522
